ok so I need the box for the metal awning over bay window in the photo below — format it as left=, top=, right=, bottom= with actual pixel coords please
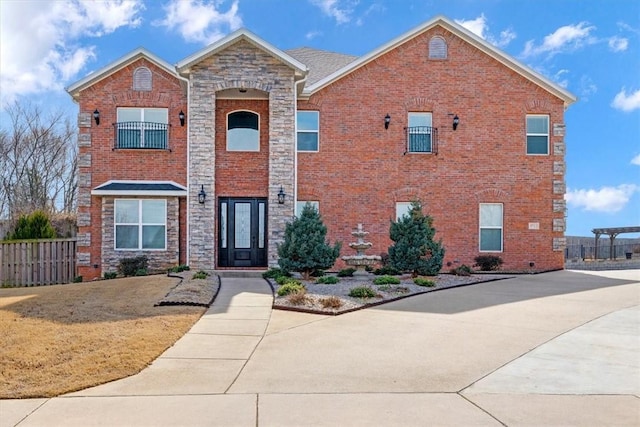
left=115, top=108, right=169, bottom=150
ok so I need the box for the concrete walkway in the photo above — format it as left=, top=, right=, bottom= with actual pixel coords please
left=1, top=270, right=639, bottom=426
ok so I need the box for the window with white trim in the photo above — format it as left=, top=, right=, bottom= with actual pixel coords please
left=116, top=107, right=168, bottom=149
left=296, top=201, right=319, bottom=217
left=227, top=111, right=259, bottom=151
left=395, top=202, right=412, bottom=220
left=526, top=115, right=549, bottom=155
left=115, top=199, right=166, bottom=250
left=479, top=203, right=503, bottom=252
left=407, top=112, right=433, bottom=153
left=297, top=111, right=319, bottom=151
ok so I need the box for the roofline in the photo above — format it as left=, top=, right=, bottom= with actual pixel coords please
left=304, top=15, right=577, bottom=106
left=91, top=180, right=188, bottom=196
left=176, top=28, right=308, bottom=77
left=66, top=48, right=178, bottom=100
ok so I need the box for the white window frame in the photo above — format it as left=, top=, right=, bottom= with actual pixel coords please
left=116, top=107, right=168, bottom=149
left=297, top=111, right=319, bottom=152
left=407, top=112, right=433, bottom=153
left=395, top=202, right=412, bottom=220
left=227, top=110, right=260, bottom=152
left=479, top=203, right=503, bottom=252
left=295, top=201, right=319, bottom=217
left=526, top=114, right=549, bottom=155
left=114, top=199, right=167, bottom=251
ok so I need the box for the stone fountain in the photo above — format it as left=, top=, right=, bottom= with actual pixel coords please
left=341, top=223, right=381, bottom=276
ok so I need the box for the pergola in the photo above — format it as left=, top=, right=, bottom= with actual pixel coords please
left=592, top=226, right=640, bottom=259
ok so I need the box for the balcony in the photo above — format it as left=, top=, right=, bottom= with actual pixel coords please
left=405, top=126, right=438, bottom=154
left=114, top=122, right=169, bottom=150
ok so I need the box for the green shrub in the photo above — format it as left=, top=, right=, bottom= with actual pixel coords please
left=474, top=255, right=503, bottom=271
left=277, top=203, right=341, bottom=280
left=168, top=265, right=190, bottom=273
left=388, top=200, right=445, bottom=277
left=6, top=210, right=57, bottom=240
left=72, top=276, right=83, bottom=283
left=450, top=264, right=473, bottom=276
left=373, top=275, right=401, bottom=285
left=275, top=275, right=299, bottom=286
left=135, top=269, right=148, bottom=276
left=277, top=282, right=305, bottom=296
left=414, top=277, right=435, bottom=287
left=262, top=268, right=290, bottom=279
left=118, top=256, right=148, bottom=277
left=192, top=271, right=209, bottom=279
left=337, top=268, right=356, bottom=277
left=348, top=286, right=377, bottom=298
left=316, top=275, right=339, bottom=284
left=373, top=265, right=400, bottom=276
left=103, top=272, right=117, bottom=280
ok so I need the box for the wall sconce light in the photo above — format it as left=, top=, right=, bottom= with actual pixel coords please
left=179, top=110, right=185, bottom=127
left=452, top=115, right=459, bottom=131
left=277, top=186, right=286, bottom=204
left=384, top=114, right=391, bottom=130
left=198, top=185, right=206, bottom=204
left=93, top=109, right=100, bottom=126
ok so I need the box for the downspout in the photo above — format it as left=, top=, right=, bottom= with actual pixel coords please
left=294, top=74, right=308, bottom=210
left=175, top=71, right=191, bottom=265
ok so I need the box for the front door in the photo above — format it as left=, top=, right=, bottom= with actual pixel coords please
left=218, top=198, right=267, bottom=267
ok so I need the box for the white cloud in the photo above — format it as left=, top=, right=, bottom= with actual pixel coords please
left=310, top=0, right=354, bottom=24
left=521, top=22, right=596, bottom=58
left=631, top=154, right=640, bottom=166
left=305, top=30, right=323, bottom=40
left=455, top=14, right=516, bottom=48
left=578, top=75, right=597, bottom=101
left=553, top=69, right=570, bottom=88
left=566, top=184, right=638, bottom=213
left=0, top=0, right=143, bottom=105
left=608, top=36, right=628, bottom=52
left=611, top=88, right=640, bottom=112
left=155, top=0, right=242, bottom=45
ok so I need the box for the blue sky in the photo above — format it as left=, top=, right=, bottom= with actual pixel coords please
left=1, top=0, right=638, bottom=237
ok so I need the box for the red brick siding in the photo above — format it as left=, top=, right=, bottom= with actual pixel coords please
left=76, top=58, right=187, bottom=279
left=297, top=28, right=565, bottom=271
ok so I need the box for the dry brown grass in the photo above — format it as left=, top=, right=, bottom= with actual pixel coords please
left=0, top=275, right=206, bottom=398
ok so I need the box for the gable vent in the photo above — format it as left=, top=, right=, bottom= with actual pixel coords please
left=133, top=67, right=152, bottom=91
left=428, top=36, right=447, bottom=59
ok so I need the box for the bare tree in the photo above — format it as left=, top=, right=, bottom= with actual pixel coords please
left=0, top=101, right=77, bottom=219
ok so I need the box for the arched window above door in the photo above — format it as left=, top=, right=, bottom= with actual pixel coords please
left=227, top=110, right=259, bottom=151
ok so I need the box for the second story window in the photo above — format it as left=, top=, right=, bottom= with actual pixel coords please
left=526, top=114, right=549, bottom=155
left=406, top=112, right=436, bottom=153
left=227, top=111, right=259, bottom=151
left=116, top=108, right=168, bottom=149
left=297, top=111, right=319, bottom=151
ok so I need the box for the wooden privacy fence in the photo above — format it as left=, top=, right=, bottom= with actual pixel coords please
left=0, top=239, right=77, bottom=286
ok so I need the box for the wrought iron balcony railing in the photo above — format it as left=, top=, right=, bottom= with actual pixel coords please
left=114, top=121, right=169, bottom=150
left=405, top=126, right=438, bottom=154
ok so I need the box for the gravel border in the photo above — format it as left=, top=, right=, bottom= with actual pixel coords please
left=270, top=273, right=514, bottom=315
left=156, top=272, right=221, bottom=307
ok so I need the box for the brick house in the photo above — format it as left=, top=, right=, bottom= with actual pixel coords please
left=67, top=15, right=576, bottom=281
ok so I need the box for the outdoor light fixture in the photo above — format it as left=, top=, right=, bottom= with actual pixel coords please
left=277, top=186, right=286, bottom=204
left=93, top=109, right=100, bottom=126
left=198, top=185, right=206, bottom=204
left=452, top=115, right=459, bottom=131
left=384, top=114, right=391, bottom=129
left=179, top=110, right=185, bottom=127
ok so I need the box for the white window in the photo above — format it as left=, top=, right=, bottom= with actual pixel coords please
left=429, top=36, right=447, bottom=59
left=479, top=203, right=503, bottom=252
left=526, top=115, right=549, bottom=155
left=115, top=199, right=166, bottom=250
left=407, top=112, right=433, bottom=153
left=227, top=111, right=260, bottom=151
left=297, top=111, right=319, bottom=151
left=395, top=202, right=412, bottom=220
left=296, top=201, right=319, bottom=217
left=116, top=107, right=168, bottom=149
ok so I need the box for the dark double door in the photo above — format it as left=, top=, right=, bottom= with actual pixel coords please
left=218, top=198, right=267, bottom=267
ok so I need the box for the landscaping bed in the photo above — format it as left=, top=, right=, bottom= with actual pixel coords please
left=269, top=273, right=512, bottom=315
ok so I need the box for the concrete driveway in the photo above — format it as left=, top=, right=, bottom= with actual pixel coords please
left=2, top=269, right=638, bottom=426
